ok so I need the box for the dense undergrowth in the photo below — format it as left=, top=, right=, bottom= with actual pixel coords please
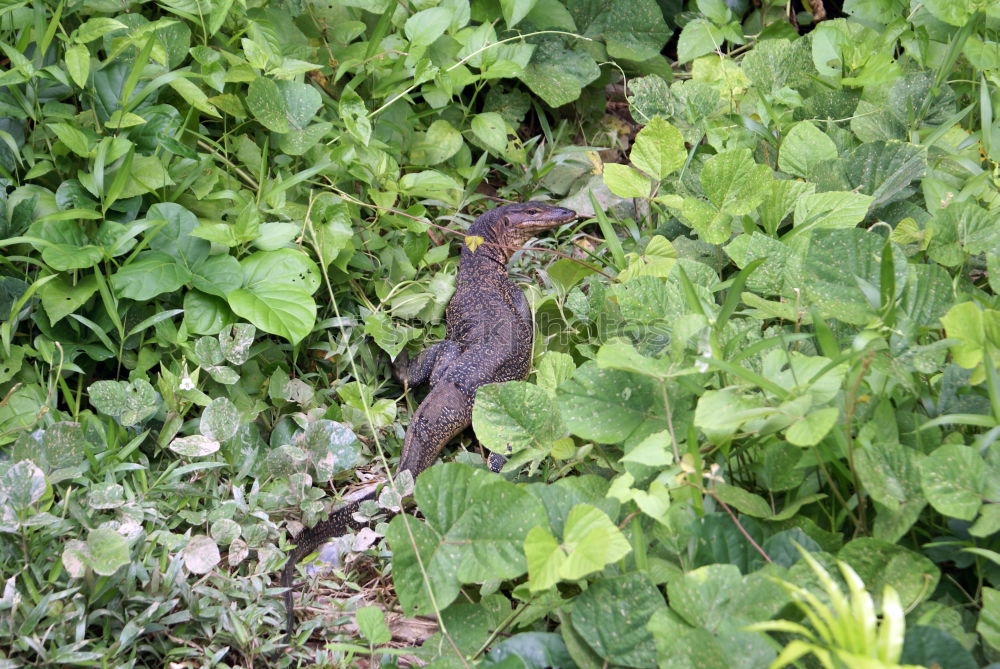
left=1, top=0, right=1000, bottom=666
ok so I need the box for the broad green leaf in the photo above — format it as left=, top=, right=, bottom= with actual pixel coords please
left=473, top=381, right=566, bottom=454
left=246, top=77, right=320, bottom=134
left=677, top=18, right=724, bottom=63
left=844, top=140, right=926, bottom=210
left=88, top=527, right=130, bottom=576
left=356, top=606, right=391, bottom=645
left=519, top=34, right=600, bottom=108
left=570, top=573, right=663, bottom=667
left=399, top=170, right=463, bottom=205
left=110, top=251, right=191, bottom=300
left=838, top=537, right=939, bottom=609
left=471, top=112, right=508, bottom=154
left=940, top=301, right=985, bottom=369
left=88, top=379, right=159, bottom=427
left=410, top=119, right=463, bottom=165
left=648, top=608, right=733, bottom=668
left=167, top=77, right=219, bottom=117
left=524, top=525, right=565, bottom=591
left=919, top=444, right=985, bottom=521
left=182, top=535, right=220, bottom=574
left=340, top=87, right=372, bottom=146
left=227, top=284, right=316, bottom=345
left=363, top=311, right=415, bottom=359
left=778, top=121, right=838, bottom=179
left=629, top=118, right=686, bottom=181
left=695, top=388, right=766, bottom=441
left=39, top=275, right=98, bottom=323
left=603, top=164, right=652, bottom=198
left=595, top=339, right=673, bottom=378
left=557, top=362, right=677, bottom=444
left=978, top=588, right=1000, bottom=652
left=712, top=483, right=772, bottom=518
left=1, top=460, right=47, bottom=511
left=169, top=434, right=220, bottom=457
left=388, top=464, right=547, bottom=615
left=535, top=352, right=576, bottom=395
left=200, top=397, right=239, bottom=442
left=404, top=7, right=451, bottom=46
left=701, top=148, right=771, bottom=215
left=795, top=228, right=907, bottom=324
left=76, top=17, right=128, bottom=42
left=65, top=43, right=91, bottom=88
left=856, top=442, right=926, bottom=541
left=785, top=407, right=839, bottom=447
left=560, top=504, right=631, bottom=580
left=501, top=0, right=538, bottom=27
left=303, top=420, right=363, bottom=480
left=572, top=0, right=671, bottom=62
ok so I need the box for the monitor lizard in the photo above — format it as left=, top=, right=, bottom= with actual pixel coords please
left=279, top=202, right=576, bottom=642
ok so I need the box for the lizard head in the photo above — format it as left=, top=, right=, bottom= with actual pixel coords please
left=490, top=202, right=577, bottom=247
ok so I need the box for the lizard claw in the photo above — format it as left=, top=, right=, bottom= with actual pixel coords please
left=392, top=349, right=410, bottom=389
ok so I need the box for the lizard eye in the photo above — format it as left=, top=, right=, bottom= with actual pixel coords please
left=525, top=208, right=540, bottom=215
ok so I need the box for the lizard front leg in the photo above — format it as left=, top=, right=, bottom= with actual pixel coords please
left=393, top=340, right=460, bottom=390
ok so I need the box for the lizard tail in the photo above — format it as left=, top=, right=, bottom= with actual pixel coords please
left=281, top=490, right=376, bottom=643
left=398, top=383, right=472, bottom=474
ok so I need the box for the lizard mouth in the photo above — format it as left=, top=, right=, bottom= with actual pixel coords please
left=514, top=207, right=577, bottom=231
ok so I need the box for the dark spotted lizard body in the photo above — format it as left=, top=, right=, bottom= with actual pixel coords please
left=279, top=202, right=576, bottom=641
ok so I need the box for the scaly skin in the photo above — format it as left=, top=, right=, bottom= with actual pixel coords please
left=279, top=202, right=576, bottom=642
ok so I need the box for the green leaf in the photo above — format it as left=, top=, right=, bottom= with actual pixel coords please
left=247, top=77, right=320, bottom=134
left=941, top=302, right=986, bottom=369
left=88, top=527, right=130, bottom=576
left=410, top=119, right=463, bottom=165
left=560, top=504, right=632, bottom=580
left=110, top=251, right=191, bottom=300
left=572, top=0, right=671, bottom=62
left=570, top=573, right=663, bottom=667
left=557, top=361, right=677, bottom=444
left=778, top=121, right=838, bottom=179
left=785, top=407, right=839, bottom=447
left=630, top=118, right=686, bottom=181
left=399, top=170, right=463, bottom=206
left=339, top=88, right=372, bottom=146
left=519, top=34, right=600, bottom=108
left=603, top=163, right=652, bottom=199
left=978, top=588, right=1000, bottom=652
left=677, top=18, right=724, bottom=63
left=473, top=381, right=566, bottom=455
left=387, top=464, right=547, bottom=615
left=48, top=123, right=93, bottom=158
left=701, top=149, right=771, bottom=215
left=919, top=443, right=985, bottom=521
left=844, top=140, right=926, bottom=210
left=404, top=7, right=451, bottom=46
left=471, top=112, right=508, bottom=154
left=838, top=537, right=939, bottom=609
left=65, top=43, right=91, bottom=88
left=524, top=525, right=566, bottom=592
left=356, top=606, right=392, bottom=645
left=695, top=388, right=766, bottom=441
left=200, top=397, right=239, bottom=442
left=713, top=483, right=772, bottom=518
left=227, top=284, right=316, bottom=345
left=167, top=77, right=219, bottom=118
left=39, top=275, right=98, bottom=324
left=501, top=0, right=538, bottom=27
left=535, top=352, right=576, bottom=395
left=795, top=228, right=907, bottom=324
left=87, top=379, right=159, bottom=427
